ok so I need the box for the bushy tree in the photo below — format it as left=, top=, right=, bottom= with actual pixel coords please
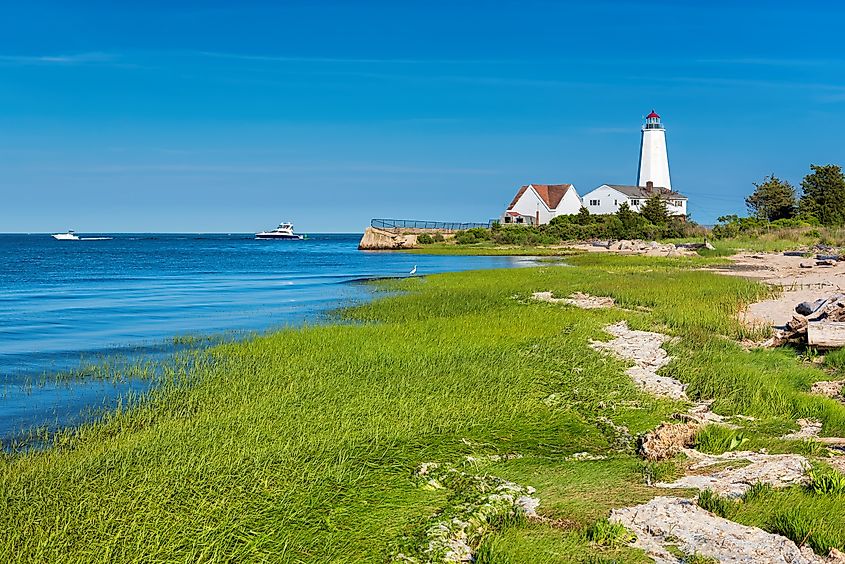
left=639, top=195, right=669, bottom=226
left=799, top=164, right=845, bottom=226
left=616, top=202, right=638, bottom=230
left=575, top=206, right=591, bottom=225
left=745, top=174, right=797, bottom=221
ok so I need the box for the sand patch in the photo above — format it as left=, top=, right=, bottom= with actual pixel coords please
left=713, top=252, right=845, bottom=329
left=531, top=291, right=615, bottom=309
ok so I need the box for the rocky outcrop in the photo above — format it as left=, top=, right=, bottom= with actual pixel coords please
left=612, top=496, right=826, bottom=564
left=358, top=227, right=418, bottom=250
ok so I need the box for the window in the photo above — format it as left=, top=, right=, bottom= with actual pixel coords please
left=674, top=200, right=683, bottom=206
left=614, top=200, right=618, bottom=205
left=631, top=199, right=640, bottom=206
left=589, top=199, right=600, bottom=206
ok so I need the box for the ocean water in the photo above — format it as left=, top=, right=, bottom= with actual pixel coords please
left=0, top=233, right=534, bottom=441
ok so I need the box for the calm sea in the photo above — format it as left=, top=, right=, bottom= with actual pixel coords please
left=0, top=233, right=533, bottom=441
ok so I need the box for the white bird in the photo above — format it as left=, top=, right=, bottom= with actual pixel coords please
left=409, top=265, right=417, bottom=276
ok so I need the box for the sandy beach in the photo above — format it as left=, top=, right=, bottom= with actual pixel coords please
left=709, top=253, right=845, bottom=329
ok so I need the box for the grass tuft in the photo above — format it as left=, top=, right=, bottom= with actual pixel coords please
left=696, top=489, right=737, bottom=518
left=584, top=518, right=636, bottom=547
left=808, top=468, right=845, bottom=496
left=694, top=425, right=748, bottom=454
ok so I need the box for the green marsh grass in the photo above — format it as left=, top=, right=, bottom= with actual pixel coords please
left=2, top=255, right=845, bottom=561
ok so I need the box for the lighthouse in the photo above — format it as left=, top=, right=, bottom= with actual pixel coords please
left=637, top=110, right=671, bottom=190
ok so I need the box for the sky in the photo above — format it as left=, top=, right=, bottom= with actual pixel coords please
left=1, top=0, right=844, bottom=232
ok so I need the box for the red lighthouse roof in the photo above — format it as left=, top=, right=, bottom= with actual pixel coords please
left=646, top=110, right=660, bottom=119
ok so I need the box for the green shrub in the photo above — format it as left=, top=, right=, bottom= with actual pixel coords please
left=455, top=228, right=491, bottom=244
left=417, top=233, right=434, bottom=245
left=433, top=233, right=445, bottom=242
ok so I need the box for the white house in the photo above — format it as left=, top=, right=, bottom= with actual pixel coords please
left=502, top=184, right=581, bottom=225
left=581, top=182, right=688, bottom=216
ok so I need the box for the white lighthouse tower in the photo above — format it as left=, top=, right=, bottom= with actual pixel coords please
left=637, top=110, right=671, bottom=190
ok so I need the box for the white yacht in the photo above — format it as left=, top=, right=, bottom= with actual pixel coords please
left=52, top=230, right=80, bottom=241
left=255, top=222, right=304, bottom=240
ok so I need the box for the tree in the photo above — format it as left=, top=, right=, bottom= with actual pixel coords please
left=745, top=174, right=797, bottom=221
left=640, top=195, right=669, bottom=225
left=575, top=206, right=591, bottom=225
left=616, top=201, right=636, bottom=226
left=799, top=164, right=845, bottom=226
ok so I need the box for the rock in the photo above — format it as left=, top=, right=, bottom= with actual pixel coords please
left=640, top=422, right=699, bottom=461
left=800, top=262, right=815, bottom=269
left=782, top=418, right=823, bottom=440
left=817, top=259, right=837, bottom=267
left=590, top=321, right=687, bottom=400
left=810, top=380, right=845, bottom=399
left=658, top=450, right=810, bottom=497
left=704, top=241, right=715, bottom=250
left=796, top=298, right=828, bottom=315
left=830, top=548, right=845, bottom=563
left=611, top=496, right=826, bottom=564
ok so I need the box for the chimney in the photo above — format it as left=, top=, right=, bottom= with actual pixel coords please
left=646, top=181, right=654, bottom=191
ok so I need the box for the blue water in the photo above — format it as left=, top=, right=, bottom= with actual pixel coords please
left=0, top=233, right=535, bottom=441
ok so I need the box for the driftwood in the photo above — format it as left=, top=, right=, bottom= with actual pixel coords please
left=770, top=294, right=845, bottom=348
left=808, top=322, right=845, bottom=348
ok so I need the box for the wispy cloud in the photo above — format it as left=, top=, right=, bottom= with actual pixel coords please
left=632, top=75, right=845, bottom=93
left=76, top=163, right=499, bottom=175
left=0, top=52, right=117, bottom=66
left=696, top=57, right=840, bottom=67
left=193, top=51, right=517, bottom=65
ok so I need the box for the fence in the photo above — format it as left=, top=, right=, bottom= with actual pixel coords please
left=370, top=218, right=493, bottom=233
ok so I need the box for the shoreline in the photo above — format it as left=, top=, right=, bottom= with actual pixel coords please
left=3, top=252, right=845, bottom=562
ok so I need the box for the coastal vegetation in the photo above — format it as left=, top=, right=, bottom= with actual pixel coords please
left=411, top=164, right=845, bottom=257
left=2, top=254, right=845, bottom=561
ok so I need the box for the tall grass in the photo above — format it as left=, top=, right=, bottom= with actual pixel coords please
left=1, top=255, right=845, bottom=561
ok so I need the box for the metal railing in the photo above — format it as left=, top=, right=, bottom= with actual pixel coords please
left=371, top=218, right=493, bottom=233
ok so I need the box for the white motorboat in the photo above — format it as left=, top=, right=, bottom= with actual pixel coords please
left=255, top=222, right=304, bottom=240
left=52, top=230, right=80, bottom=241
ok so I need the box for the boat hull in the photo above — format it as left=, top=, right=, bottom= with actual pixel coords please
left=255, top=233, right=304, bottom=240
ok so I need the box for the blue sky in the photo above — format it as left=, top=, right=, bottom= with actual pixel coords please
left=1, top=1, right=844, bottom=232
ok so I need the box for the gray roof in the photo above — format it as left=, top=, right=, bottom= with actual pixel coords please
left=605, top=185, right=687, bottom=200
